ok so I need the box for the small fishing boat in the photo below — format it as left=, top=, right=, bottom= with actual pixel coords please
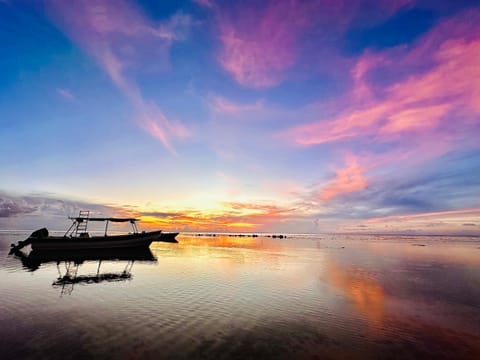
left=10, top=211, right=162, bottom=252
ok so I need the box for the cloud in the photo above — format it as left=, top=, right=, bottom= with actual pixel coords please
left=0, top=191, right=144, bottom=231
left=56, top=88, right=75, bottom=101
left=212, top=0, right=417, bottom=89
left=320, top=155, right=368, bottom=201
left=279, top=9, right=480, bottom=161
left=0, top=192, right=128, bottom=219
left=139, top=211, right=182, bottom=218
left=215, top=0, right=315, bottom=88
left=0, top=197, right=37, bottom=217
left=273, top=10, right=480, bottom=226
left=193, top=0, right=213, bottom=8
left=208, top=95, right=263, bottom=114
left=46, top=0, right=191, bottom=152
left=367, top=208, right=480, bottom=224
left=134, top=200, right=304, bottom=232
left=290, top=149, right=480, bottom=234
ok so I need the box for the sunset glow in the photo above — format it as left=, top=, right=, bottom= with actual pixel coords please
left=1, top=0, right=479, bottom=235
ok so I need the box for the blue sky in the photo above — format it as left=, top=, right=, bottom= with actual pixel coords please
left=1, top=0, right=479, bottom=234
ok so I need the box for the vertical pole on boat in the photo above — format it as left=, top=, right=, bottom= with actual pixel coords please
left=104, top=220, right=109, bottom=237
left=131, top=220, right=138, bottom=234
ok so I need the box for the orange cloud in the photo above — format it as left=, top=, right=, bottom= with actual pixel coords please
left=320, top=156, right=368, bottom=201
left=129, top=201, right=300, bottom=232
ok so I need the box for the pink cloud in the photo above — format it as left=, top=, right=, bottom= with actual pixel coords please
left=212, top=0, right=417, bottom=89
left=320, top=155, right=368, bottom=201
left=208, top=95, right=263, bottom=114
left=280, top=9, right=480, bottom=163
left=46, top=0, right=191, bottom=151
left=136, top=104, right=190, bottom=154
left=350, top=52, right=385, bottom=101
left=380, top=103, right=452, bottom=134
left=216, top=1, right=314, bottom=88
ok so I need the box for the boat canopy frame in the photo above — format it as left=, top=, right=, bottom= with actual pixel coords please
left=64, top=217, right=140, bottom=237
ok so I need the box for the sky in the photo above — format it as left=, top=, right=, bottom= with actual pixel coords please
left=1, top=0, right=479, bottom=235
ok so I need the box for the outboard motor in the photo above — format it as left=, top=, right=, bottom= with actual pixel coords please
left=9, top=228, right=48, bottom=254
left=30, top=228, right=49, bottom=239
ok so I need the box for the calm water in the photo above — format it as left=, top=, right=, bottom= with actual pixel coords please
left=1, top=232, right=480, bottom=359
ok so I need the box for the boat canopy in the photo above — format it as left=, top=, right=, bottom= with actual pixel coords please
left=68, top=217, right=139, bottom=223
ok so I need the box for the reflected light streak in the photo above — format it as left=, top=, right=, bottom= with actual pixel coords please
left=325, top=260, right=385, bottom=327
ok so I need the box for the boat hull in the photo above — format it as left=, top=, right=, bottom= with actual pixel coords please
left=157, top=232, right=179, bottom=243
left=30, top=231, right=161, bottom=250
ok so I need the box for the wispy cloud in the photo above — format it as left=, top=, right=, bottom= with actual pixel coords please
left=362, top=208, right=480, bottom=235
left=366, top=208, right=480, bottom=224
left=56, top=88, right=75, bottom=102
left=212, top=0, right=415, bottom=89
left=46, top=0, right=191, bottom=152
left=208, top=95, right=263, bottom=114
left=215, top=0, right=314, bottom=88
left=193, top=0, right=213, bottom=9
left=279, top=9, right=480, bottom=160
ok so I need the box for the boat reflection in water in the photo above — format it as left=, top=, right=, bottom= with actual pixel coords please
left=12, top=247, right=157, bottom=296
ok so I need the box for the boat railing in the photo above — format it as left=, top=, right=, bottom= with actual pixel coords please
left=64, top=211, right=140, bottom=238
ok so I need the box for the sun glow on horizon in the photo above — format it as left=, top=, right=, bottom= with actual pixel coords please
left=1, top=1, right=479, bottom=235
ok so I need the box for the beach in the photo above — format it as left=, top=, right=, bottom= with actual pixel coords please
left=1, top=232, right=479, bottom=359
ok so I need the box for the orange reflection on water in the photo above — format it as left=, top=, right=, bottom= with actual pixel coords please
left=150, top=235, right=319, bottom=291
left=177, top=235, right=283, bottom=251
left=326, top=260, right=385, bottom=327
left=149, top=235, right=286, bottom=280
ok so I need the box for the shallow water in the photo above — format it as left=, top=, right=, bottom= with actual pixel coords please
left=1, top=232, right=480, bottom=359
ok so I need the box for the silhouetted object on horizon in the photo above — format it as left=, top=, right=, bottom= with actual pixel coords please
left=9, top=210, right=174, bottom=252
left=194, top=233, right=286, bottom=238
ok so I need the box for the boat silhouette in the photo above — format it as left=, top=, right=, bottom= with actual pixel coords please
left=9, top=210, right=171, bottom=253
